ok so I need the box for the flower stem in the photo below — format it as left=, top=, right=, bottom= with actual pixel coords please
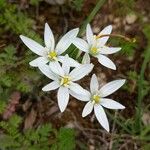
left=68, top=0, right=107, bottom=58
left=79, top=0, right=106, bottom=36
left=97, top=34, right=136, bottom=43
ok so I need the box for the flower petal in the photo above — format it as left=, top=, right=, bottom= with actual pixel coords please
left=20, top=35, right=46, bottom=56
left=58, top=55, right=80, bottom=68
left=72, top=38, right=89, bottom=52
left=61, top=55, right=70, bottom=75
left=90, top=74, right=99, bottom=93
left=69, top=82, right=90, bottom=97
left=42, top=81, right=60, bottom=91
left=100, top=47, right=121, bottom=55
left=57, top=87, right=69, bottom=112
left=94, top=104, right=109, bottom=132
left=97, top=54, right=116, bottom=70
left=82, top=101, right=94, bottom=117
left=56, top=28, right=79, bottom=54
left=86, top=24, right=94, bottom=45
left=29, top=57, right=49, bottom=67
left=44, top=23, right=55, bottom=50
left=70, top=64, right=94, bottom=81
left=99, top=79, right=126, bottom=97
left=38, top=64, right=59, bottom=81
left=49, top=61, right=64, bottom=77
left=100, top=98, right=125, bottom=109
left=69, top=89, right=90, bottom=101
left=97, top=25, right=112, bottom=46
left=82, top=53, right=91, bottom=64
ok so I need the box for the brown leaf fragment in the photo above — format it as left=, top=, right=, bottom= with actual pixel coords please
left=24, top=108, right=37, bottom=130
left=2, top=91, right=21, bottom=120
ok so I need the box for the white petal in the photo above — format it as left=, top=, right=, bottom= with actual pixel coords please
left=90, top=74, right=99, bottom=93
left=99, top=79, right=126, bottom=97
left=100, top=98, right=125, bottom=109
left=86, top=24, right=94, bottom=45
left=61, top=55, right=70, bottom=75
left=29, top=57, right=49, bottom=67
left=97, top=25, right=112, bottom=46
left=20, top=35, right=46, bottom=56
left=82, top=53, right=91, bottom=64
left=57, top=87, right=69, bottom=112
left=49, top=61, right=64, bottom=77
left=70, top=64, right=94, bottom=81
left=42, top=81, right=60, bottom=91
left=69, top=89, right=90, bottom=101
left=72, top=38, right=89, bottom=52
left=82, top=101, right=94, bottom=117
left=44, top=23, right=55, bottom=50
left=94, top=105, right=109, bottom=132
left=100, top=47, right=121, bottom=55
left=56, top=28, right=79, bottom=54
left=58, top=55, right=80, bottom=68
left=38, top=64, right=59, bottom=81
left=69, top=82, right=90, bottom=96
left=97, top=54, right=116, bottom=70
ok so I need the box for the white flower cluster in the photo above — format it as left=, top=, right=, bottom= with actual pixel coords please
left=20, top=23, right=126, bottom=132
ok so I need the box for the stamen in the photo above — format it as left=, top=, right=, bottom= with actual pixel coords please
left=90, top=46, right=99, bottom=55
left=48, top=51, right=57, bottom=61
left=60, top=76, right=71, bottom=87
left=92, top=94, right=100, bottom=104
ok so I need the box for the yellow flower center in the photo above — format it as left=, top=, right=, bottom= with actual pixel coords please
left=92, top=94, right=100, bottom=104
left=90, top=46, right=99, bottom=55
left=60, top=76, right=71, bottom=87
left=48, top=51, right=57, bottom=61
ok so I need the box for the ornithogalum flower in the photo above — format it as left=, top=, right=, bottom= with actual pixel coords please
left=20, top=23, right=79, bottom=67
left=73, top=74, right=125, bottom=132
left=38, top=61, right=93, bottom=112
left=73, top=24, right=121, bottom=70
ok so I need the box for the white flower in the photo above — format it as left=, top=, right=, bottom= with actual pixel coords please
left=38, top=62, right=94, bottom=112
left=73, top=24, right=121, bottom=70
left=20, top=23, right=80, bottom=68
left=74, top=74, right=125, bottom=132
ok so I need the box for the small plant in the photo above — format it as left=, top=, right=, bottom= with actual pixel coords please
left=0, top=114, right=75, bottom=150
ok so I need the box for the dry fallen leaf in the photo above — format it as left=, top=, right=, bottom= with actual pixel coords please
left=24, top=108, right=37, bottom=130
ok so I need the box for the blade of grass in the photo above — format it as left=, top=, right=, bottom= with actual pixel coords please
left=136, top=49, right=150, bottom=132
left=106, top=111, right=132, bottom=134
left=136, top=25, right=150, bottom=134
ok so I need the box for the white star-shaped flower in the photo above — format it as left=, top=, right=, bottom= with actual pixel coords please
left=38, top=61, right=93, bottom=112
left=20, top=23, right=79, bottom=68
left=73, top=24, right=121, bottom=70
left=73, top=74, right=125, bottom=132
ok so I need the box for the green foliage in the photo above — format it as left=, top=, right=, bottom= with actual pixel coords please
left=0, top=114, right=75, bottom=150
left=71, top=0, right=84, bottom=11
left=56, top=128, right=75, bottom=150
left=110, top=38, right=137, bottom=57
left=115, top=0, right=135, bottom=16
left=30, top=0, right=42, bottom=6
left=0, top=0, right=41, bottom=41
left=0, top=45, right=42, bottom=95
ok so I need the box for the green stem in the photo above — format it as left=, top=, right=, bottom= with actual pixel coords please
left=68, top=0, right=106, bottom=58
left=136, top=41, right=150, bottom=133
left=79, top=0, right=106, bottom=35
